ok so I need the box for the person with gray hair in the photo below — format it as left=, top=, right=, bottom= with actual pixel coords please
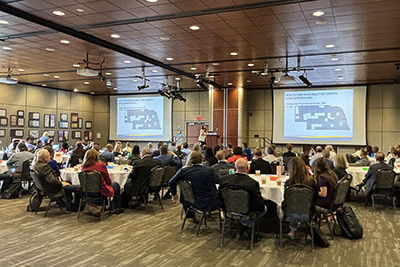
left=169, top=151, right=221, bottom=223
left=309, top=146, right=323, bottom=166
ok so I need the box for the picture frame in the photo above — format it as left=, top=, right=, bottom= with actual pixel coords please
left=71, top=113, right=78, bottom=122
left=50, top=114, right=55, bottom=128
left=29, top=130, right=39, bottom=139
left=0, top=108, right=7, bottom=117
left=85, top=121, right=92, bottom=129
left=58, top=130, right=64, bottom=142
left=17, top=117, right=24, bottom=127
left=59, top=121, right=69, bottom=128
left=78, top=118, right=83, bottom=129
left=10, top=129, right=23, bottom=138
left=64, top=130, right=69, bottom=140
left=0, top=129, right=5, bottom=137
left=44, top=114, right=50, bottom=128
left=29, top=112, right=40, bottom=120
left=89, top=131, right=93, bottom=140
left=72, top=131, right=81, bottom=139
left=48, top=130, right=55, bottom=138
left=29, top=120, right=40, bottom=128
left=60, top=113, right=68, bottom=122
left=17, top=110, right=24, bottom=117
left=0, top=117, right=7, bottom=126
left=10, top=115, right=17, bottom=127
left=84, top=131, right=89, bottom=141
left=71, top=122, right=78, bottom=129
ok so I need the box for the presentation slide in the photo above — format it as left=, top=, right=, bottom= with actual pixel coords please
left=273, top=87, right=367, bottom=145
left=109, top=95, right=172, bottom=142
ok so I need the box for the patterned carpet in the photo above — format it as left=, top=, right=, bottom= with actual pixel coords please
left=0, top=194, right=399, bottom=267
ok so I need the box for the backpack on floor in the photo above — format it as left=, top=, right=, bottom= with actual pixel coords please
left=336, top=206, right=363, bottom=240
left=26, top=190, right=43, bottom=212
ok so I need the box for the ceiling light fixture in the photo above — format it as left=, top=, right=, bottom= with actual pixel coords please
left=74, top=88, right=79, bottom=92
left=84, top=81, right=89, bottom=85
left=46, top=48, right=55, bottom=51
left=132, top=79, right=138, bottom=82
left=313, top=10, right=324, bottom=17
left=105, top=72, right=111, bottom=76
left=0, top=20, right=9, bottom=24
left=228, top=82, right=233, bottom=86
left=247, top=63, right=254, bottom=67
left=90, top=91, right=95, bottom=94
left=42, top=84, right=47, bottom=87
left=3, top=46, right=11, bottom=50
left=166, top=57, right=173, bottom=61
left=124, top=60, right=131, bottom=63
left=73, top=64, right=80, bottom=67
left=325, top=44, right=335, bottom=48
left=60, top=40, right=69, bottom=44
left=52, top=11, right=65, bottom=16
left=230, top=52, right=238, bottom=56
left=146, top=0, right=158, bottom=2
left=114, top=88, right=118, bottom=91
left=338, top=76, right=344, bottom=80
left=331, top=58, right=339, bottom=61
left=43, top=74, right=50, bottom=76
left=18, top=69, right=24, bottom=72
left=246, top=80, right=252, bottom=83
left=111, top=34, right=120, bottom=38
left=175, top=77, right=181, bottom=80
left=189, top=25, right=200, bottom=30
left=335, top=68, right=342, bottom=71
left=190, top=67, right=197, bottom=70
left=212, top=63, right=219, bottom=66
left=152, top=70, right=158, bottom=73
left=76, top=8, right=84, bottom=12
left=54, top=76, right=60, bottom=79
left=315, top=19, right=327, bottom=25
left=160, top=37, right=170, bottom=41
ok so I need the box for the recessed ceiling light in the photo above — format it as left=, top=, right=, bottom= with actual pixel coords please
left=105, top=73, right=111, bottom=76
left=114, top=87, right=118, bottom=91
left=175, top=77, right=181, bottom=80
left=315, top=19, right=327, bottom=25
left=334, top=68, right=342, bottom=71
left=230, top=52, right=238, bottom=56
left=246, top=80, right=252, bottom=83
left=60, top=40, right=69, bottom=44
left=111, top=34, right=120, bottom=38
left=146, top=0, right=158, bottom=2
left=251, top=70, right=258, bottom=73
left=261, top=72, right=268, bottom=76
left=54, top=76, right=60, bottom=79
left=18, top=69, right=24, bottom=72
left=43, top=74, right=50, bottom=76
left=189, top=25, right=200, bottom=30
left=132, top=79, right=138, bottom=82
left=76, top=8, right=84, bottom=12
left=74, top=88, right=79, bottom=92
left=73, top=64, right=80, bottom=67
left=209, top=75, right=214, bottom=78
left=190, top=67, right=197, bottom=70
left=84, top=81, right=89, bottom=85
left=46, top=48, right=55, bottom=51
left=152, top=70, right=158, bottom=73
left=160, top=37, right=170, bottom=41
left=331, top=58, right=339, bottom=61
left=0, top=20, right=9, bottom=24
left=124, top=60, right=131, bottom=63
left=247, top=63, right=254, bottom=67
left=338, top=76, right=344, bottom=80
left=166, top=57, right=173, bottom=61
left=212, top=63, right=219, bottom=66
left=3, top=46, right=11, bottom=50
left=313, top=10, right=324, bottom=17
left=325, top=44, right=335, bottom=48
left=228, top=83, right=233, bottom=86
left=42, top=84, right=47, bottom=87
left=52, top=11, right=65, bottom=16
left=90, top=91, right=95, bottom=94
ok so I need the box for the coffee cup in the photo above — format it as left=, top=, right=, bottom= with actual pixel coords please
left=261, top=177, right=267, bottom=184
left=277, top=178, right=282, bottom=186
left=255, top=170, right=261, bottom=176
left=74, top=166, right=79, bottom=171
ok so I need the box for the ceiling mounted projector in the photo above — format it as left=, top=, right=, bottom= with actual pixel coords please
left=279, top=74, right=296, bottom=83
left=0, top=77, right=18, bottom=84
left=77, top=68, right=98, bottom=77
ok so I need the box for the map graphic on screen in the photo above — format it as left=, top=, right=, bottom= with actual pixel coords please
left=294, top=105, right=350, bottom=130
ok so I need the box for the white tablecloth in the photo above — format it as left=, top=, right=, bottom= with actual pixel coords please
left=60, top=166, right=131, bottom=188
left=346, top=166, right=368, bottom=185
left=0, top=161, right=8, bottom=174
left=248, top=174, right=289, bottom=206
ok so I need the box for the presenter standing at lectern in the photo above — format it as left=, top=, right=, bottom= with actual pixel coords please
left=198, top=125, right=207, bottom=147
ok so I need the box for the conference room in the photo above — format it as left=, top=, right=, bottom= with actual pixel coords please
left=0, top=0, right=400, bottom=266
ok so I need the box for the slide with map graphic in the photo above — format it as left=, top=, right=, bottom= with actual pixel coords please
left=284, top=89, right=353, bottom=141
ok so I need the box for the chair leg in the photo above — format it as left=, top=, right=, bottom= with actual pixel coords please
left=393, top=197, right=396, bottom=211
left=181, top=208, right=190, bottom=231
left=34, top=195, right=42, bottom=215
left=310, top=223, right=315, bottom=252
left=204, top=213, right=207, bottom=227
left=372, top=194, right=376, bottom=212
left=101, top=200, right=105, bottom=221
left=44, top=200, right=52, bottom=218
left=77, top=199, right=83, bottom=221
left=279, top=219, right=283, bottom=248
left=250, top=223, right=255, bottom=249
left=196, top=212, right=205, bottom=236
left=326, top=216, right=334, bottom=240
left=218, top=209, right=222, bottom=231
left=157, top=192, right=163, bottom=211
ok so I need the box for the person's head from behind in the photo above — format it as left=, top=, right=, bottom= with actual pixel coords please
left=141, top=148, right=151, bottom=158
left=37, top=140, right=43, bottom=147
left=190, top=151, right=204, bottom=165
left=37, top=149, right=51, bottom=164
left=176, top=144, right=182, bottom=151
left=62, top=142, right=69, bottom=150
left=157, top=141, right=163, bottom=149
left=114, top=143, right=122, bottom=152
left=160, top=145, right=168, bottom=155
left=148, top=142, right=153, bottom=149
left=233, top=147, right=242, bottom=156
left=335, top=154, right=347, bottom=169
left=315, top=146, right=322, bottom=153
left=183, top=142, right=189, bottom=149
left=286, top=143, right=293, bottom=151
left=76, top=141, right=83, bottom=149
left=213, top=145, right=221, bottom=155
left=375, top=152, right=385, bottom=162
left=325, top=145, right=333, bottom=152
left=171, top=142, right=176, bottom=146
left=106, top=144, right=113, bottom=152
left=392, top=150, right=400, bottom=160
left=311, top=158, right=330, bottom=177
left=254, top=148, right=262, bottom=159
left=322, top=149, right=330, bottom=159
left=43, top=131, right=49, bottom=137
left=287, top=157, right=308, bottom=184
left=26, top=137, right=31, bottom=144
left=227, top=143, right=232, bottom=149
left=235, top=158, right=247, bottom=173
left=17, top=141, right=28, bottom=152
left=205, top=147, right=214, bottom=158
left=372, top=146, right=379, bottom=154
left=43, top=145, right=54, bottom=158
left=266, top=146, right=274, bottom=155
left=300, top=153, right=310, bottom=166
left=365, top=145, right=372, bottom=154
left=360, top=150, right=367, bottom=158
left=243, top=142, right=248, bottom=148
left=83, top=149, right=99, bottom=167
left=132, top=145, right=140, bottom=155
left=216, top=151, right=225, bottom=161
left=193, top=143, right=201, bottom=152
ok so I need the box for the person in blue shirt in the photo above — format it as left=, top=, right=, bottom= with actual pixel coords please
left=39, top=131, right=50, bottom=146
left=243, top=143, right=252, bottom=161
left=100, top=144, right=115, bottom=164
left=154, top=145, right=182, bottom=168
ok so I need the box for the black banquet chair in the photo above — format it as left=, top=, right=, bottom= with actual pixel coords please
left=221, top=187, right=261, bottom=249
left=280, top=184, right=315, bottom=251
left=371, top=169, right=397, bottom=211
left=143, top=166, right=165, bottom=211
left=161, top=165, right=178, bottom=196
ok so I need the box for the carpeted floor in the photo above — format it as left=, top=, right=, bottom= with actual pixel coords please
left=0, top=194, right=399, bottom=267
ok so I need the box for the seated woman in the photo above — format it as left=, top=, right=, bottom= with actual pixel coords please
left=333, top=154, right=348, bottom=180
left=128, top=145, right=141, bottom=165
left=203, top=147, right=218, bottom=167
left=285, top=157, right=318, bottom=239
left=300, top=154, right=313, bottom=178
left=312, top=158, right=338, bottom=211
left=80, top=149, right=124, bottom=214
left=113, top=143, right=123, bottom=157
left=249, top=148, right=271, bottom=174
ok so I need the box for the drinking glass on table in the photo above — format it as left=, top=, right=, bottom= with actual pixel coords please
left=255, top=170, right=261, bottom=176
left=261, top=177, right=267, bottom=184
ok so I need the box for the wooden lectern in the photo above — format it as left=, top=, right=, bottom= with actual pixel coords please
left=206, top=133, right=219, bottom=148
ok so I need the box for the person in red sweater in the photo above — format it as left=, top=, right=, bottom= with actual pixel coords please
left=80, top=149, right=124, bottom=214
left=227, top=147, right=248, bottom=164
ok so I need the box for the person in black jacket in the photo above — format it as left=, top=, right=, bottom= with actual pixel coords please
left=249, top=148, right=271, bottom=174
left=219, top=158, right=266, bottom=228
left=333, top=154, right=348, bottom=180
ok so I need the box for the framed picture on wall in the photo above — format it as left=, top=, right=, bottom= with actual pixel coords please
left=29, top=120, right=40, bottom=128
left=78, top=118, right=83, bottom=129
left=88, top=131, right=93, bottom=140
left=17, top=110, right=24, bottom=117
left=84, top=131, right=89, bottom=141
left=17, top=118, right=24, bottom=127
left=58, top=130, right=64, bottom=142
left=29, top=130, right=39, bottom=139
left=44, top=114, right=50, bottom=128
left=10, top=115, right=17, bottom=127
left=85, top=121, right=92, bottom=129
left=72, top=131, right=81, bottom=139
left=71, top=122, right=78, bottom=129
left=29, top=112, right=40, bottom=120
left=60, top=113, right=68, bottom=122
left=71, top=113, right=78, bottom=122
left=0, top=109, right=6, bottom=117
left=0, top=117, right=7, bottom=126
left=10, top=129, right=23, bottom=138
left=48, top=130, right=55, bottom=138
left=0, top=129, right=5, bottom=137
left=50, top=114, right=55, bottom=128
left=64, top=130, right=69, bottom=140
left=59, top=121, right=69, bottom=128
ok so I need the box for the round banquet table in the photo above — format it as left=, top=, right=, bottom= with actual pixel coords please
left=248, top=174, right=289, bottom=206
left=60, top=166, right=131, bottom=188
left=346, top=166, right=369, bottom=185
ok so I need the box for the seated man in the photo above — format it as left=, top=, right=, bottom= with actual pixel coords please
left=151, top=141, right=163, bottom=158
left=211, top=151, right=234, bottom=176
left=154, top=145, right=182, bottom=168
left=169, top=151, right=221, bottom=223
left=123, top=148, right=161, bottom=208
left=357, top=152, right=393, bottom=204
left=350, top=150, right=370, bottom=166
left=309, top=146, right=323, bottom=166
left=219, top=158, right=267, bottom=228
left=322, top=150, right=335, bottom=170
left=249, top=148, right=271, bottom=174
left=100, top=144, right=115, bottom=164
